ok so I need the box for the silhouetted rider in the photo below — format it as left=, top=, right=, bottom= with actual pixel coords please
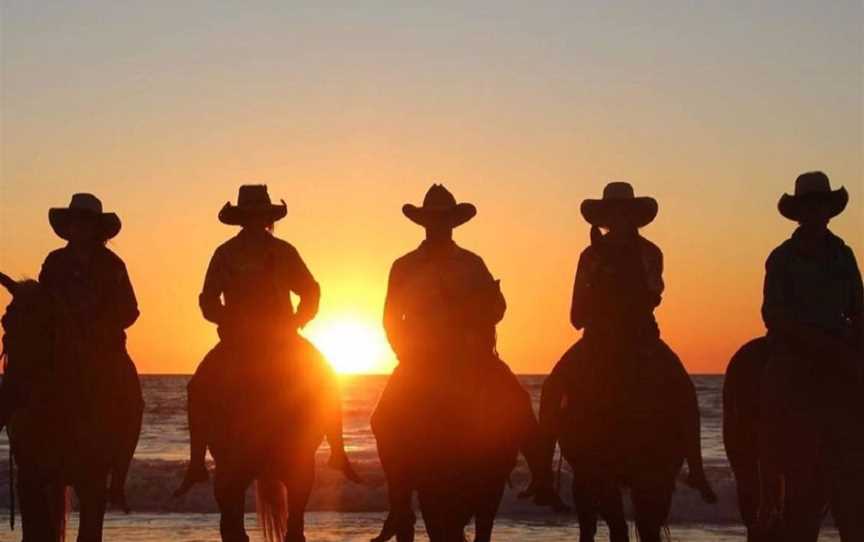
left=539, top=182, right=715, bottom=502
left=175, top=184, right=356, bottom=496
left=371, top=184, right=556, bottom=541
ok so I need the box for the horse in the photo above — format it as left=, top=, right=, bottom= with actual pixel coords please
left=371, top=359, right=546, bottom=542
left=723, top=334, right=864, bottom=542
left=194, top=334, right=350, bottom=542
left=541, top=338, right=714, bottom=542
left=0, top=272, right=143, bottom=542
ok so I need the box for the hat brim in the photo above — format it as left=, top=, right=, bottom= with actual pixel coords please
left=778, top=187, right=848, bottom=221
left=49, top=208, right=121, bottom=241
left=402, top=203, right=477, bottom=228
left=219, top=200, right=288, bottom=226
left=580, top=197, right=658, bottom=228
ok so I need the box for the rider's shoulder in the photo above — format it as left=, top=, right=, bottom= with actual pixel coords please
left=452, top=244, right=486, bottom=265
left=765, top=238, right=796, bottom=269
left=391, top=248, right=422, bottom=271
left=43, top=247, right=68, bottom=263
left=95, top=246, right=130, bottom=270
left=637, top=235, right=662, bottom=255
left=634, top=236, right=663, bottom=265
left=826, top=231, right=859, bottom=267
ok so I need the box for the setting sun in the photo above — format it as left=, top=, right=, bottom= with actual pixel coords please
left=304, top=315, right=394, bottom=374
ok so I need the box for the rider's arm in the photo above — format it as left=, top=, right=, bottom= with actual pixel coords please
left=469, top=258, right=506, bottom=326
left=761, top=246, right=792, bottom=335
left=286, top=246, right=320, bottom=330
left=382, top=262, right=409, bottom=360
left=105, top=253, right=139, bottom=330
left=570, top=247, right=594, bottom=330
left=844, top=247, right=863, bottom=348
left=642, top=239, right=665, bottom=308
left=199, top=248, right=227, bottom=325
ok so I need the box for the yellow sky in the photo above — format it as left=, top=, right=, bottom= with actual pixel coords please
left=1, top=2, right=861, bottom=374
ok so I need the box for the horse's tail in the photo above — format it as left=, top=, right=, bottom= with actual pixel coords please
left=255, top=478, right=288, bottom=542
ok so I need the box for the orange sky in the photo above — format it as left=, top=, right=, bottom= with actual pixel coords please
left=1, top=2, right=862, bottom=374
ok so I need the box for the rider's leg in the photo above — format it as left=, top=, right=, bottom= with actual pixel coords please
left=175, top=346, right=224, bottom=496
left=110, top=361, right=144, bottom=511
left=174, top=372, right=210, bottom=495
left=657, top=341, right=716, bottom=502
left=321, top=370, right=358, bottom=482
left=371, top=368, right=416, bottom=542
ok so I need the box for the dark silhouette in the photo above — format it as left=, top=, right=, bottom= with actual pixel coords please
left=537, top=182, right=716, bottom=542
left=0, top=193, right=144, bottom=541
left=723, top=172, right=863, bottom=542
left=370, top=184, right=558, bottom=542
left=174, top=185, right=358, bottom=542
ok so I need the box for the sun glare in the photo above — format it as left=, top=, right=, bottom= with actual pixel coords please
left=305, top=316, right=393, bottom=374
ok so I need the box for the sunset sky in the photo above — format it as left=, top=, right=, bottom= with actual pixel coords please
left=1, top=1, right=861, bottom=374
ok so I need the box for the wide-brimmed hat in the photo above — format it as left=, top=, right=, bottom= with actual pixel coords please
left=403, top=184, right=477, bottom=228
left=218, top=185, right=287, bottom=226
left=49, top=193, right=121, bottom=241
left=580, top=182, right=658, bottom=228
left=778, top=171, right=848, bottom=221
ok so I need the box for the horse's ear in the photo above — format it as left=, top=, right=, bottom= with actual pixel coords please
left=0, top=272, right=18, bottom=295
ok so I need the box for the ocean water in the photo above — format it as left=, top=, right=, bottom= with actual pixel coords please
left=0, top=375, right=840, bottom=541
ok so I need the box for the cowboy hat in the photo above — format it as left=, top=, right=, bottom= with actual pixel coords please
left=403, top=184, right=477, bottom=228
left=49, top=193, right=121, bottom=241
left=219, top=185, right=287, bottom=226
left=778, top=171, right=848, bottom=222
left=580, top=182, right=658, bottom=228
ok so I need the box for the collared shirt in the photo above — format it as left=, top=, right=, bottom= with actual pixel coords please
left=383, top=240, right=505, bottom=364
left=199, top=229, right=320, bottom=337
left=570, top=232, right=663, bottom=336
left=762, top=228, right=862, bottom=336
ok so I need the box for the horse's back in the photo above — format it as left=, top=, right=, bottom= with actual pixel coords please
left=556, top=338, right=691, bottom=474
left=207, top=335, right=332, bottom=475
left=373, top=356, right=530, bottom=491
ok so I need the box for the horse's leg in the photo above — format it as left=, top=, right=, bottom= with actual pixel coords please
left=74, top=475, right=108, bottom=542
left=418, top=490, right=444, bottom=542
left=570, top=475, right=601, bottom=542
left=831, top=464, right=864, bottom=542
left=214, top=470, right=251, bottom=542
left=284, top=454, right=315, bottom=542
left=631, top=475, right=674, bottom=542
left=473, top=479, right=505, bottom=542
left=595, top=481, right=628, bottom=542
left=781, top=469, right=827, bottom=542
left=18, top=467, right=64, bottom=541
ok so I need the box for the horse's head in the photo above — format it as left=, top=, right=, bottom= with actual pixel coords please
left=1, top=272, right=55, bottom=373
